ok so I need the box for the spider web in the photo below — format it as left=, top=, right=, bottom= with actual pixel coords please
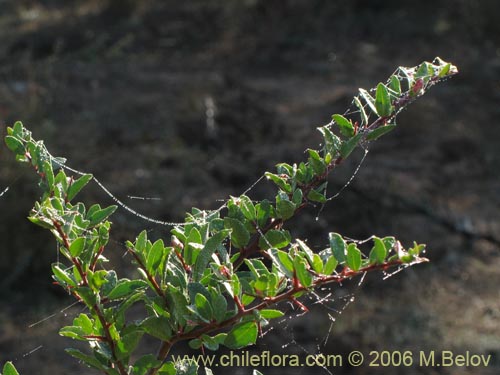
left=0, top=63, right=442, bottom=371
left=0, top=139, right=372, bottom=373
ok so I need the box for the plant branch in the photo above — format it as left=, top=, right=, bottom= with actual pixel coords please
left=128, top=248, right=165, bottom=298
left=150, top=256, right=427, bottom=373
left=53, top=220, right=128, bottom=375
left=90, top=245, right=105, bottom=271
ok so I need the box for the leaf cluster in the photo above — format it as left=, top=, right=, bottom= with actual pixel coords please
left=2, top=58, right=456, bottom=375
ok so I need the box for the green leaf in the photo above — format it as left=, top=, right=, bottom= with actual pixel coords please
left=186, top=227, right=202, bottom=245
left=260, top=309, right=285, bottom=319
left=408, top=242, right=425, bottom=257
left=415, top=62, right=432, bottom=80
left=135, top=230, right=148, bottom=253
left=212, top=294, right=228, bottom=323
left=73, top=286, right=96, bottom=307
left=2, top=362, right=20, bottom=375
left=276, top=163, right=293, bottom=176
left=12, top=121, right=24, bottom=137
left=133, top=355, right=162, bottom=375
left=89, top=205, right=117, bottom=226
left=107, top=279, right=149, bottom=300
left=438, top=62, right=451, bottom=78
left=188, top=338, right=202, bottom=349
left=318, top=126, right=342, bottom=156
left=366, top=125, right=397, bottom=141
left=296, top=239, right=314, bottom=265
left=73, top=313, right=94, bottom=335
left=227, top=200, right=245, bottom=222
left=101, top=270, right=118, bottom=296
left=188, top=283, right=210, bottom=302
left=89, top=270, right=108, bottom=291
left=26, top=141, right=39, bottom=168
left=28, top=216, right=54, bottom=229
left=51, top=156, right=67, bottom=170
left=42, top=160, right=54, bottom=189
left=332, top=114, right=355, bottom=137
left=359, top=88, right=378, bottom=116
left=307, top=188, right=327, bottom=203
left=4, top=136, right=24, bottom=154
left=224, top=321, right=258, bottom=349
left=389, top=75, right=401, bottom=96
left=311, top=253, right=324, bottom=273
left=340, top=133, right=363, bottom=159
left=141, top=316, right=172, bottom=341
left=69, top=237, right=86, bottom=257
left=158, top=362, right=176, bottom=375
left=259, top=229, right=291, bottom=250
left=292, top=188, right=303, bottom=206
left=329, top=233, right=346, bottom=263
left=294, top=256, right=313, bottom=288
left=323, top=256, right=338, bottom=275
left=65, top=348, right=104, bottom=370
left=54, top=169, right=68, bottom=190
left=193, top=229, right=230, bottom=281
left=354, top=96, right=369, bottom=125
left=369, top=237, right=387, bottom=264
left=209, top=218, right=224, bottom=233
left=275, top=250, right=294, bottom=275
left=52, top=264, right=76, bottom=287
left=224, top=217, right=250, bottom=249
left=265, top=172, right=291, bottom=193
left=195, top=293, right=213, bottom=322
left=166, top=285, right=189, bottom=326
left=382, top=236, right=396, bottom=252
left=307, top=148, right=322, bottom=161
left=375, top=83, right=393, bottom=117
left=67, top=174, right=93, bottom=202
left=346, top=243, right=362, bottom=271
left=256, top=200, right=272, bottom=228
left=199, top=334, right=223, bottom=351
left=307, top=149, right=326, bottom=175
left=253, top=275, right=271, bottom=294
left=59, top=326, right=84, bottom=340
left=245, top=259, right=271, bottom=280
left=239, top=195, right=256, bottom=221
left=276, top=199, right=296, bottom=220
left=146, top=239, right=166, bottom=274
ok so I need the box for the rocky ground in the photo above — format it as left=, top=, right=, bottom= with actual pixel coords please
left=0, top=1, right=499, bottom=374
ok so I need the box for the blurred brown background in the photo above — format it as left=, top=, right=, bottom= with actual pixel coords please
left=0, top=1, right=499, bottom=374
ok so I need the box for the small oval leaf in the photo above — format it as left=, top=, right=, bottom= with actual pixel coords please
left=346, top=243, right=362, bottom=271
left=224, top=321, right=258, bottom=349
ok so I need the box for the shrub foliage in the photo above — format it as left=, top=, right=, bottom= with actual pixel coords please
left=2, top=58, right=457, bottom=375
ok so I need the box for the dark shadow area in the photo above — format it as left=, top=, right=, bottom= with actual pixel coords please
left=0, top=1, right=499, bottom=374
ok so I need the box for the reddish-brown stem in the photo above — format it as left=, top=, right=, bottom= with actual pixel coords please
left=147, top=257, right=427, bottom=375
left=171, top=237, right=192, bottom=274
left=127, top=248, right=165, bottom=298
left=91, top=301, right=128, bottom=375
left=233, top=97, right=414, bottom=269
left=234, top=218, right=283, bottom=269
left=233, top=295, right=245, bottom=313
left=175, top=250, right=192, bottom=274
left=52, top=220, right=71, bottom=251
left=90, top=245, right=105, bottom=271
left=290, top=296, right=309, bottom=312
left=52, top=219, right=128, bottom=375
